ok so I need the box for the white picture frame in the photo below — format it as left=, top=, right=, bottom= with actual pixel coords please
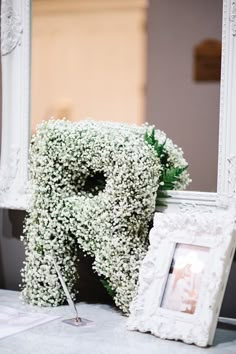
left=0, top=0, right=236, bottom=211
left=127, top=211, right=236, bottom=347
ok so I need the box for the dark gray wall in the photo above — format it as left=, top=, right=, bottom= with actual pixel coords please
left=221, top=262, right=236, bottom=318
left=0, top=210, right=25, bottom=290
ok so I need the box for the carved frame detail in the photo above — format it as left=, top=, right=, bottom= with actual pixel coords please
left=1, top=0, right=23, bottom=55
left=230, top=0, right=236, bottom=36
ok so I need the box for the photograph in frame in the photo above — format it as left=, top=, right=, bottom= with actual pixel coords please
left=161, top=244, right=209, bottom=315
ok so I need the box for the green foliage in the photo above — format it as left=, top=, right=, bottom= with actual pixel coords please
left=155, top=190, right=170, bottom=207
left=160, top=165, right=188, bottom=191
left=100, top=279, right=116, bottom=298
left=145, top=128, right=188, bottom=207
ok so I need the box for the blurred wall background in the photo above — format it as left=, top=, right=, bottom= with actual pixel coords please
left=147, top=0, right=222, bottom=192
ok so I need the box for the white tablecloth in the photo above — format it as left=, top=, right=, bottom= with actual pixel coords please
left=0, top=290, right=235, bottom=354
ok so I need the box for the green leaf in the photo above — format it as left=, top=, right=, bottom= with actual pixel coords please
left=144, top=128, right=189, bottom=207
left=156, top=190, right=171, bottom=199
left=159, top=166, right=188, bottom=191
left=155, top=189, right=171, bottom=208
left=100, top=279, right=116, bottom=298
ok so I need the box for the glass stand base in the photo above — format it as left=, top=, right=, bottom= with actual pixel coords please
left=63, top=317, right=94, bottom=327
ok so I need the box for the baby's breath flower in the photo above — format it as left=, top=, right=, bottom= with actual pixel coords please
left=21, top=119, right=190, bottom=314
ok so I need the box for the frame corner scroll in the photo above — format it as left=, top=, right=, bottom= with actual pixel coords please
left=1, top=0, right=23, bottom=56
left=230, top=0, right=236, bottom=36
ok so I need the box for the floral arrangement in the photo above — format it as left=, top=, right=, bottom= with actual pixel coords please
left=21, top=119, right=190, bottom=313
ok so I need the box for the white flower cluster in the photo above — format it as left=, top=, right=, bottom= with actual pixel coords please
left=21, top=119, right=190, bottom=313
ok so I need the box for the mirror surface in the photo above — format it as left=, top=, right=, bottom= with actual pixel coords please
left=31, top=0, right=222, bottom=193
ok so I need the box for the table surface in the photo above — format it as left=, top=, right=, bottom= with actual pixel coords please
left=0, top=290, right=236, bottom=354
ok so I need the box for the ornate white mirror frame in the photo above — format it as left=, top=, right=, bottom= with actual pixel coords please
left=0, top=0, right=30, bottom=209
left=0, top=0, right=236, bottom=211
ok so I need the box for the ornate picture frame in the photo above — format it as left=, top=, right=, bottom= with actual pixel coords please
left=127, top=211, right=236, bottom=347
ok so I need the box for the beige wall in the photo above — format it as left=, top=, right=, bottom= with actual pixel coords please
left=32, top=0, right=222, bottom=192
left=147, top=0, right=222, bottom=192
left=31, top=0, right=147, bottom=133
